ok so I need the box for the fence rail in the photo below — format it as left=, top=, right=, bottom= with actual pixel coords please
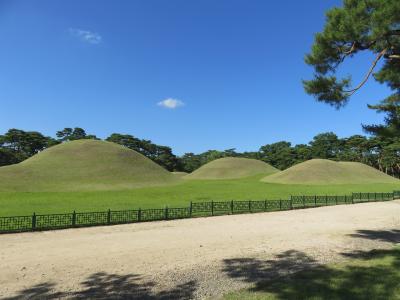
left=0, top=191, right=399, bottom=234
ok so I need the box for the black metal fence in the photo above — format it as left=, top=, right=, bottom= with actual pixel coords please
left=0, top=191, right=399, bottom=234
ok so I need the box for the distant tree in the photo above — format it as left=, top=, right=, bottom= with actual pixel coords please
left=363, top=94, right=400, bottom=138
left=338, top=135, right=369, bottom=162
left=0, top=129, right=57, bottom=164
left=365, top=136, right=400, bottom=175
left=179, top=153, right=202, bottom=173
left=56, top=127, right=97, bottom=142
left=0, top=129, right=57, bottom=157
left=0, top=148, right=19, bottom=166
left=239, top=151, right=261, bottom=160
left=293, top=144, right=313, bottom=163
left=200, top=150, right=226, bottom=163
left=106, top=133, right=143, bottom=151
left=310, top=132, right=342, bottom=159
left=106, top=133, right=179, bottom=171
left=223, top=148, right=238, bottom=157
left=259, top=141, right=294, bottom=170
left=176, top=149, right=239, bottom=172
left=152, top=145, right=180, bottom=172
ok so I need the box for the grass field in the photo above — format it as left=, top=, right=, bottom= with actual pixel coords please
left=0, top=140, right=399, bottom=217
left=223, top=247, right=400, bottom=299
left=1, top=174, right=399, bottom=216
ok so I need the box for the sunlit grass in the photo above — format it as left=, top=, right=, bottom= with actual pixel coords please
left=1, top=175, right=399, bottom=216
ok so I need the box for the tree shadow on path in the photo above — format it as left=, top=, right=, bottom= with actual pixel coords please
left=222, top=248, right=400, bottom=299
left=348, top=229, right=400, bottom=244
left=222, top=250, right=318, bottom=284
left=5, top=272, right=196, bottom=300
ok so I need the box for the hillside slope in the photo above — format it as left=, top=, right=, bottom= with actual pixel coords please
left=185, top=157, right=279, bottom=180
left=261, top=159, right=399, bottom=185
left=0, top=140, right=178, bottom=191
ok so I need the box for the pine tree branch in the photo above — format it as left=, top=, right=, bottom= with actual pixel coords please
left=387, top=29, right=400, bottom=36
left=343, top=42, right=357, bottom=55
left=344, top=48, right=388, bottom=95
left=335, top=40, right=377, bottom=69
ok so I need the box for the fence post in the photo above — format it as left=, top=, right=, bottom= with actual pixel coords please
left=211, top=201, right=214, bottom=216
left=165, top=206, right=169, bottom=220
left=231, top=200, right=234, bottom=214
left=32, top=212, right=36, bottom=231
left=107, top=209, right=111, bottom=224
left=264, top=199, right=267, bottom=211
left=335, top=195, right=338, bottom=205
left=248, top=200, right=251, bottom=212
left=314, top=195, right=317, bottom=207
left=189, top=201, right=193, bottom=217
left=138, top=208, right=141, bottom=222
left=325, top=195, right=328, bottom=206
left=367, top=193, right=370, bottom=202
left=72, top=210, right=76, bottom=227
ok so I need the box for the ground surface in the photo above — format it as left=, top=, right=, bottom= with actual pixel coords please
left=1, top=178, right=399, bottom=216
left=1, top=200, right=400, bottom=299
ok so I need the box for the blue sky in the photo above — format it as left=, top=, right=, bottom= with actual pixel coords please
left=0, top=0, right=392, bottom=155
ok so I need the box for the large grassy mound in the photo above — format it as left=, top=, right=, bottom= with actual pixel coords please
left=0, top=139, right=178, bottom=192
left=185, top=157, right=279, bottom=180
left=261, top=159, right=399, bottom=185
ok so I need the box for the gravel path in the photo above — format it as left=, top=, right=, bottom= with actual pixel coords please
left=1, top=200, right=400, bottom=299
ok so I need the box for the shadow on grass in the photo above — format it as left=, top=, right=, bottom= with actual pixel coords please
left=5, top=272, right=196, bottom=300
left=223, top=248, right=400, bottom=299
left=349, top=229, right=400, bottom=244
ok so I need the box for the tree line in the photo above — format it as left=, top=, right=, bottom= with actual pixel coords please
left=0, top=127, right=399, bottom=177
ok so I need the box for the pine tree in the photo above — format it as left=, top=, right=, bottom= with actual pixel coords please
left=303, top=0, right=400, bottom=136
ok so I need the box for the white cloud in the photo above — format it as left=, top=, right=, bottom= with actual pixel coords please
left=69, top=28, right=102, bottom=44
left=157, top=98, right=185, bottom=109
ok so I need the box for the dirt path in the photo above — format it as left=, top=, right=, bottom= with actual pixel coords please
left=1, top=201, right=400, bottom=299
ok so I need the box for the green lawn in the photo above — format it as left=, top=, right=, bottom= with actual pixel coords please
left=223, top=247, right=400, bottom=300
left=0, top=175, right=399, bottom=216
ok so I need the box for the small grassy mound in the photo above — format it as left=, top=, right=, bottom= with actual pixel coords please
left=262, top=159, right=399, bottom=185
left=0, top=139, right=178, bottom=192
left=185, top=157, right=279, bottom=180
